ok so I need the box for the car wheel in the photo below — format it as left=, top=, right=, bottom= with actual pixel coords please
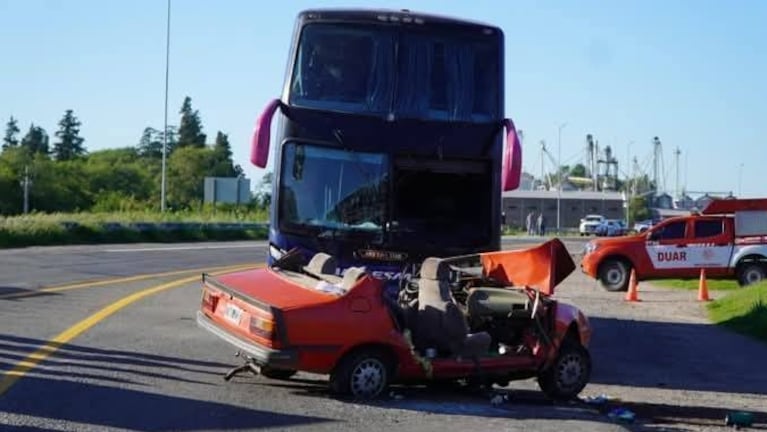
left=598, top=259, right=630, bottom=292
left=330, top=348, right=393, bottom=399
left=258, top=366, right=297, bottom=380
left=738, top=262, right=766, bottom=287
left=537, top=338, right=591, bottom=401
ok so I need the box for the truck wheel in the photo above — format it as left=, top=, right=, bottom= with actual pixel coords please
left=537, top=338, right=592, bottom=401
left=329, top=348, right=393, bottom=399
left=738, top=263, right=766, bottom=287
left=259, top=366, right=297, bottom=380
left=598, top=259, right=630, bottom=292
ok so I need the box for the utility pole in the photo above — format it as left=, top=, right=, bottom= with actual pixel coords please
left=674, top=146, right=681, bottom=203
left=161, top=0, right=171, bottom=212
left=626, top=141, right=632, bottom=226
left=557, top=122, right=567, bottom=234
left=22, top=165, right=30, bottom=214
left=540, top=140, right=545, bottom=190
left=652, top=136, right=661, bottom=195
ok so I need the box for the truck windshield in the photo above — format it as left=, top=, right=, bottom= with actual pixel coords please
left=278, top=143, right=388, bottom=235
left=289, top=22, right=500, bottom=122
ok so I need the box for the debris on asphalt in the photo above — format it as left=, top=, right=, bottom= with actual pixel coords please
left=581, top=393, right=622, bottom=407
left=724, top=411, right=754, bottom=428
left=581, top=394, right=610, bottom=406
left=607, top=407, right=636, bottom=423
left=388, top=391, right=405, bottom=401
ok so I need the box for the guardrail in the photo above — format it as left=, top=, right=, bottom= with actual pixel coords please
left=57, top=221, right=270, bottom=232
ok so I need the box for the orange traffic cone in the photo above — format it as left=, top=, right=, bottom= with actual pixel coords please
left=625, top=268, right=640, bottom=302
left=698, top=268, right=711, bottom=302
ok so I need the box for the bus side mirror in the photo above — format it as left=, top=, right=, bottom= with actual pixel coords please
left=250, top=99, right=281, bottom=168
left=501, top=118, right=522, bottom=191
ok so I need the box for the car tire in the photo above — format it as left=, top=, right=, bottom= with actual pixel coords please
left=737, top=262, right=766, bottom=287
left=598, top=259, right=630, bottom=292
left=259, top=366, right=297, bottom=380
left=537, top=338, right=592, bottom=401
left=329, top=348, right=393, bottom=399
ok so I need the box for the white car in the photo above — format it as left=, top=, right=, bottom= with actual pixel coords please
left=579, top=215, right=605, bottom=236
left=633, top=219, right=653, bottom=233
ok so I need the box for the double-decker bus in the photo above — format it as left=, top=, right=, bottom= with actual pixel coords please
left=251, top=8, right=521, bottom=284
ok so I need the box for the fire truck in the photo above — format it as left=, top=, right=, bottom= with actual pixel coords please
left=580, top=198, right=767, bottom=291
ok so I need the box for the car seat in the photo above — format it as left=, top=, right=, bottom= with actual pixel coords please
left=414, top=257, right=491, bottom=358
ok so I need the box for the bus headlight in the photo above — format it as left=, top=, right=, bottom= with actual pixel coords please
left=269, top=244, right=285, bottom=260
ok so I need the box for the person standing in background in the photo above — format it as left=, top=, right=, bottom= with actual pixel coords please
left=526, top=211, right=535, bottom=236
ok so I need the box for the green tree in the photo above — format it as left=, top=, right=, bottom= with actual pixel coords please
left=210, top=131, right=241, bottom=177
left=0, top=149, right=24, bottom=214
left=254, top=171, right=273, bottom=209
left=167, top=146, right=217, bottom=208
left=84, top=148, right=154, bottom=209
left=138, top=127, right=163, bottom=158
left=3, top=116, right=20, bottom=151
left=162, top=125, right=178, bottom=154
left=29, top=158, right=91, bottom=212
left=176, top=96, right=206, bottom=149
left=628, top=195, right=651, bottom=225
left=570, top=163, right=587, bottom=178
left=53, top=109, right=86, bottom=160
left=20, top=124, right=50, bottom=156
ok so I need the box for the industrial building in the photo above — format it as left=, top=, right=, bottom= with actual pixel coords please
left=501, top=189, right=626, bottom=233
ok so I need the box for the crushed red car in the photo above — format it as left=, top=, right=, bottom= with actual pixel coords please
left=196, top=238, right=592, bottom=400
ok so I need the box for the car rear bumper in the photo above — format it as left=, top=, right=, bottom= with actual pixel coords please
left=196, top=310, right=297, bottom=369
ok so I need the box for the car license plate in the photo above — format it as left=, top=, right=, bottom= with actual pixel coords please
left=224, top=304, right=243, bottom=325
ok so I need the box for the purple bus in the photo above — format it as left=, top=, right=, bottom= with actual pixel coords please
left=250, top=8, right=522, bottom=286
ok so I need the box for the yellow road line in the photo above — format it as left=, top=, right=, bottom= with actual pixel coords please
left=0, top=263, right=261, bottom=396
left=0, top=263, right=256, bottom=300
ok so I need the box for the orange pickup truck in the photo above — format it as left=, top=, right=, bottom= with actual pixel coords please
left=580, top=198, right=767, bottom=291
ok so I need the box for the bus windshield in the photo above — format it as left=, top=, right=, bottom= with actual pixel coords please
left=289, top=22, right=500, bottom=122
left=278, top=142, right=388, bottom=235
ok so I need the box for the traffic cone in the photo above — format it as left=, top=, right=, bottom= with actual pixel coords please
left=625, top=268, right=640, bottom=302
left=698, top=268, right=711, bottom=302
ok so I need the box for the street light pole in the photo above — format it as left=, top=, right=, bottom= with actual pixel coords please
left=557, top=122, right=567, bottom=234
left=22, top=165, right=30, bottom=214
left=161, top=0, right=171, bottom=212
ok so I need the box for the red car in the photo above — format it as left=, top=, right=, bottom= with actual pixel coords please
left=196, top=239, right=592, bottom=400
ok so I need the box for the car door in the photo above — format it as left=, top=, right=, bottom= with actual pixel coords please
left=645, top=218, right=695, bottom=278
left=685, top=217, right=733, bottom=277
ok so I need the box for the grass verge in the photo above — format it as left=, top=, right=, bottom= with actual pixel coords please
left=652, top=278, right=741, bottom=291
left=0, top=210, right=269, bottom=248
left=707, top=282, right=767, bottom=343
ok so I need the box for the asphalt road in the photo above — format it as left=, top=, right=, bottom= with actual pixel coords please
left=1, top=237, right=765, bottom=432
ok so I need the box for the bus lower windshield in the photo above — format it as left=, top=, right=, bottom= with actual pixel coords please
left=289, top=22, right=500, bottom=122
left=279, top=143, right=388, bottom=235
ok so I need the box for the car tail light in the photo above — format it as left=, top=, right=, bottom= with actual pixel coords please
left=201, top=288, right=220, bottom=312
left=249, top=314, right=276, bottom=340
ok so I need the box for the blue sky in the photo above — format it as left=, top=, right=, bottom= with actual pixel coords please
left=1, top=0, right=765, bottom=198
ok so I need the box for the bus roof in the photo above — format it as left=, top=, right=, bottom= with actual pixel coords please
left=297, top=8, right=503, bottom=33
